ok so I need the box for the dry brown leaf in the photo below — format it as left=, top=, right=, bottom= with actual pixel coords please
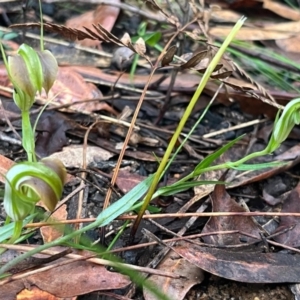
left=276, top=34, right=300, bottom=53
left=211, top=9, right=242, bottom=23
left=161, top=45, right=177, bottom=66
left=68, top=65, right=292, bottom=116
left=175, top=242, right=300, bottom=283
left=263, top=0, right=300, bottom=21
left=40, top=205, right=67, bottom=243
left=17, top=286, right=66, bottom=300
left=179, top=51, right=208, bottom=70
left=209, top=26, right=296, bottom=41
left=2, top=260, right=130, bottom=299
left=41, top=67, right=106, bottom=113
left=0, top=154, right=14, bottom=183
left=202, top=183, right=261, bottom=245
left=134, top=37, right=147, bottom=56
left=120, top=32, right=132, bottom=45
left=116, top=170, right=146, bottom=193
left=66, top=1, right=121, bottom=48
left=273, top=182, right=300, bottom=247
left=49, top=145, right=114, bottom=168
left=143, top=251, right=204, bottom=300
left=210, top=70, right=232, bottom=79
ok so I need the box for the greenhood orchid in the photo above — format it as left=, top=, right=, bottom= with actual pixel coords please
left=4, top=158, right=66, bottom=222
left=8, top=44, right=58, bottom=110
left=266, top=98, right=300, bottom=153
left=0, top=36, right=64, bottom=246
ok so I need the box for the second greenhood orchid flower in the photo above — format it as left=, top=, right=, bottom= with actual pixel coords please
left=7, top=44, right=58, bottom=111
left=266, top=98, right=300, bottom=153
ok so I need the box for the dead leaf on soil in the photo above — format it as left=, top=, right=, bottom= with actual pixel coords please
left=33, top=111, right=73, bottom=157
left=174, top=242, right=300, bottom=283
left=273, top=182, right=300, bottom=247
left=65, top=1, right=121, bottom=48
left=69, top=65, right=292, bottom=118
left=17, top=286, right=67, bottom=300
left=40, top=205, right=67, bottom=243
left=41, top=66, right=107, bottom=113
left=2, top=260, right=130, bottom=299
left=201, top=183, right=261, bottom=245
left=211, top=9, right=242, bottom=23
left=143, top=251, right=204, bottom=300
left=161, top=45, right=177, bottom=66
left=276, top=34, right=300, bottom=53
left=178, top=51, right=208, bottom=70
left=49, top=145, right=114, bottom=168
left=263, top=0, right=300, bottom=21
left=0, top=65, right=116, bottom=115
left=116, top=169, right=146, bottom=194
left=209, top=24, right=298, bottom=41
left=0, top=154, right=14, bottom=183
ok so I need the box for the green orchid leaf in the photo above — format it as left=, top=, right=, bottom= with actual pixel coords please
left=146, top=205, right=161, bottom=213
left=143, top=32, right=162, bottom=46
left=228, top=161, right=287, bottom=171
left=2, top=32, right=18, bottom=40
left=155, top=180, right=225, bottom=197
left=96, top=174, right=154, bottom=226
left=137, top=22, right=147, bottom=36
left=193, top=135, right=244, bottom=176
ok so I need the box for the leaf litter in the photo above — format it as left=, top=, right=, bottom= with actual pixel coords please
left=1, top=0, right=300, bottom=299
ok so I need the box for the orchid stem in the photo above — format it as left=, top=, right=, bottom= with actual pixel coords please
left=21, top=110, right=36, bottom=162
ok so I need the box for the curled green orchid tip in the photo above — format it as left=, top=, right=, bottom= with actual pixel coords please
left=4, top=159, right=66, bottom=221
left=267, top=98, right=300, bottom=153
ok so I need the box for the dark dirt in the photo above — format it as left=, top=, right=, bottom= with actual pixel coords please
left=186, top=277, right=293, bottom=300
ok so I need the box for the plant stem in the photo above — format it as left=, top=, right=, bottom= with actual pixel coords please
left=21, top=110, right=36, bottom=162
